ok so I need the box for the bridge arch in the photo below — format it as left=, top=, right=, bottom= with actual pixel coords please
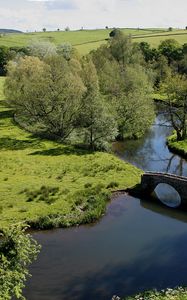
left=154, top=183, right=181, bottom=208
left=140, top=172, right=187, bottom=207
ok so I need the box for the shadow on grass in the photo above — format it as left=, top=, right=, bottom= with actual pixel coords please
left=30, top=146, right=93, bottom=156
left=0, top=137, right=42, bottom=150
left=0, top=110, right=13, bottom=119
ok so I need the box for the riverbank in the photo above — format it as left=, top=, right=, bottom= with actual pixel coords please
left=0, top=77, right=142, bottom=229
left=167, top=134, right=187, bottom=159
left=121, top=287, right=187, bottom=300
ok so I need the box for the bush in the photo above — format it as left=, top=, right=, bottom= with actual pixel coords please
left=0, top=224, right=41, bottom=300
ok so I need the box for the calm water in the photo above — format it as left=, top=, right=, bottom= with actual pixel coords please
left=24, top=109, right=187, bottom=300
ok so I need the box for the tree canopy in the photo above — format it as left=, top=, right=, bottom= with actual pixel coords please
left=0, top=224, right=40, bottom=300
left=5, top=30, right=156, bottom=148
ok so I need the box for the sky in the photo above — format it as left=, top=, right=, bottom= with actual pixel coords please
left=0, top=0, right=186, bottom=32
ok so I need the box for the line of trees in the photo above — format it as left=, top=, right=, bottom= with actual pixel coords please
left=4, top=32, right=155, bottom=150
left=4, top=30, right=187, bottom=145
left=137, top=37, right=187, bottom=142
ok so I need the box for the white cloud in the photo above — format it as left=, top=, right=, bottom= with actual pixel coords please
left=45, top=0, right=77, bottom=11
left=0, top=0, right=187, bottom=31
left=27, top=0, right=52, bottom=2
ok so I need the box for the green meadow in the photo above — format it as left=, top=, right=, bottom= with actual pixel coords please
left=2, top=27, right=187, bottom=54
left=0, top=77, right=141, bottom=229
left=134, top=30, right=187, bottom=47
left=0, top=28, right=165, bottom=47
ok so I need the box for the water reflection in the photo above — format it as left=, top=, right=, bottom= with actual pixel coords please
left=154, top=183, right=181, bottom=208
left=24, top=196, right=187, bottom=300
left=140, top=197, right=187, bottom=224
left=24, top=107, right=187, bottom=300
left=113, top=112, right=187, bottom=176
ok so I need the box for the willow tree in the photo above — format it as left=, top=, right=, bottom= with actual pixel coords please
left=77, top=58, right=118, bottom=150
left=91, top=31, right=155, bottom=140
left=5, top=55, right=86, bottom=140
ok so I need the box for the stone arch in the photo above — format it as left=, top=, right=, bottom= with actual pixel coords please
left=140, top=172, right=187, bottom=206
left=153, top=182, right=181, bottom=208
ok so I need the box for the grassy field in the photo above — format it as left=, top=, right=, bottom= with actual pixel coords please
left=0, top=28, right=166, bottom=47
left=1, top=27, right=187, bottom=54
left=134, top=30, right=187, bottom=47
left=0, top=77, right=141, bottom=229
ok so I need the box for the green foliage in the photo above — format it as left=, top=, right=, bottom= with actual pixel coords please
left=158, top=39, right=183, bottom=63
left=139, top=42, right=158, bottom=62
left=91, top=32, right=155, bottom=140
left=0, top=224, right=41, bottom=300
left=109, top=33, right=143, bottom=65
left=57, top=42, right=73, bottom=60
left=28, top=41, right=57, bottom=59
left=114, top=65, right=154, bottom=139
left=78, top=57, right=118, bottom=149
left=152, top=55, right=171, bottom=87
left=0, top=46, right=9, bottom=75
left=5, top=55, right=86, bottom=140
left=162, top=73, right=187, bottom=140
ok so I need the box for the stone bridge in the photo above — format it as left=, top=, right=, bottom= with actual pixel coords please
left=141, top=172, right=187, bottom=206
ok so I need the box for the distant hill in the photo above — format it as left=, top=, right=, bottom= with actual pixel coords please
left=0, top=29, right=22, bottom=34
left=0, top=28, right=186, bottom=54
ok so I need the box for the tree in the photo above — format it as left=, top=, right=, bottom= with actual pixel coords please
left=0, top=46, right=9, bottom=75
left=65, top=26, right=70, bottom=32
left=109, top=28, right=121, bottom=38
left=28, top=41, right=57, bottom=60
left=109, top=31, right=143, bottom=66
left=78, top=58, right=118, bottom=150
left=182, top=43, right=187, bottom=55
left=109, top=31, right=132, bottom=64
left=162, top=73, right=187, bottom=141
left=91, top=34, right=154, bottom=140
left=179, top=55, right=187, bottom=75
left=152, top=54, right=171, bottom=87
left=139, top=42, right=158, bottom=62
left=0, top=224, right=40, bottom=300
left=5, top=55, right=86, bottom=141
left=158, top=39, right=183, bottom=63
left=113, top=65, right=154, bottom=139
left=42, top=28, right=46, bottom=32
left=57, top=43, right=73, bottom=60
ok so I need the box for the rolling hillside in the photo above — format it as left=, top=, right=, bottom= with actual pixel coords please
left=0, top=28, right=186, bottom=54
left=0, top=28, right=22, bottom=34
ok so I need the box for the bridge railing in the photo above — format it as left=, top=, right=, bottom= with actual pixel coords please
left=143, top=172, right=187, bottom=181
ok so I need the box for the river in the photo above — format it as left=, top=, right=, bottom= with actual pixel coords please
left=24, top=107, right=187, bottom=300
